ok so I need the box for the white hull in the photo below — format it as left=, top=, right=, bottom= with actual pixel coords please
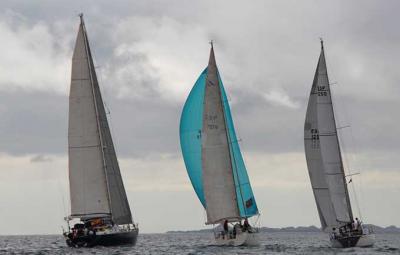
left=331, top=233, right=375, bottom=248
left=215, top=231, right=259, bottom=246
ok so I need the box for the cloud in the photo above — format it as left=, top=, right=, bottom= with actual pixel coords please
left=104, top=15, right=210, bottom=102
left=30, top=154, right=53, bottom=163
left=0, top=11, right=72, bottom=94
left=262, top=89, right=300, bottom=109
left=120, top=154, right=192, bottom=192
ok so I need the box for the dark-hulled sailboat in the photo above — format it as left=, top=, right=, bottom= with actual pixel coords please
left=180, top=43, right=259, bottom=246
left=63, top=15, right=138, bottom=248
left=304, top=40, right=374, bottom=248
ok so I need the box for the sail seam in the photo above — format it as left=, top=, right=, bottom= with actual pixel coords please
left=69, top=144, right=101, bottom=149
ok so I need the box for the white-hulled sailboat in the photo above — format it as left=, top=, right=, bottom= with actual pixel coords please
left=63, top=15, right=138, bottom=247
left=304, top=40, right=374, bottom=248
left=180, top=43, right=260, bottom=246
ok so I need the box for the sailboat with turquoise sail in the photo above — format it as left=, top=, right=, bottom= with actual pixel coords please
left=304, top=40, right=374, bottom=248
left=180, top=43, right=259, bottom=246
left=63, top=14, right=138, bottom=247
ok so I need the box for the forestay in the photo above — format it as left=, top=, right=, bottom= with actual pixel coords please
left=304, top=41, right=353, bottom=232
left=68, top=16, right=132, bottom=225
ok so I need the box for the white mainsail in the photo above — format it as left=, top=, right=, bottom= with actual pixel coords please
left=202, top=45, right=240, bottom=224
left=304, top=41, right=353, bottom=232
left=68, top=16, right=132, bottom=225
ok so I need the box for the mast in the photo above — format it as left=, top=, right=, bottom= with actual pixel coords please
left=79, top=14, right=113, bottom=215
left=210, top=42, right=247, bottom=216
left=202, top=42, right=241, bottom=224
left=211, top=42, right=246, bottom=216
left=320, top=40, right=354, bottom=221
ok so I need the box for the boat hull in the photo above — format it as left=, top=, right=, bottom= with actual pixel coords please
left=65, top=228, right=138, bottom=248
left=215, top=231, right=259, bottom=246
left=331, top=233, right=375, bottom=248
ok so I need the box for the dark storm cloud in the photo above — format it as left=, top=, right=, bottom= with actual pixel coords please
left=0, top=0, right=398, bottom=159
left=0, top=90, right=67, bottom=156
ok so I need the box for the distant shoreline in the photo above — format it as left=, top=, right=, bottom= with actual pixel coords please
left=167, top=225, right=400, bottom=234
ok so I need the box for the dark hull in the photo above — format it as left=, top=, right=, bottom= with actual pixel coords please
left=336, top=235, right=361, bottom=248
left=331, top=233, right=375, bottom=248
left=65, top=229, right=138, bottom=248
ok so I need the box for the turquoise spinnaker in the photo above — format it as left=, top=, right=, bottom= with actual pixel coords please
left=179, top=67, right=258, bottom=218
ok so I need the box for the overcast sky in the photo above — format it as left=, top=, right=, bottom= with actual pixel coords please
left=0, top=0, right=398, bottom=234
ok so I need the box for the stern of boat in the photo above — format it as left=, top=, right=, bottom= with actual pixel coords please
left=215, top=229, right=259, bottom=246
left=331, top=233, right=375, bottom=248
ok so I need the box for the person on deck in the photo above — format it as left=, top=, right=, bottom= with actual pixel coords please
left=357, top=218, right=361, bottom=226
left=223, top=220, right=229, bottom=233
left=233, top=223, right=240, bottom=238
left=331, top=228, right=337, bottom=239
left=353, top=218, right=358, bottom=230
left=347, top=222, right=352, bottom=233
left=355, top=218, right=362, bottom=232
left=243, top=218, right=250, bottom=232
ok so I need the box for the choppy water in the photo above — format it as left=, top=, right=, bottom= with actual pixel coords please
left=0, top=232, right=398, bottom=254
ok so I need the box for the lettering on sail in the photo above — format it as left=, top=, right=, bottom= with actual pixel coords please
left=311, top=128, right=319, bottom=149
left=207, top=80, right=216, bottom=87
left=205, top=114, right=218, bottom=130
left=317, top=86, right=328, bottom=96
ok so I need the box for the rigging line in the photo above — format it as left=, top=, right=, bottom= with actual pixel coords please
left=324, top=49, right=354, bottom=221
left=337, top=125, right=351, bottom=130
left=330, top=79, right=362, bottom=220
left=218, top=75, right=247, bottom=218
left=55, top=163, right=68, bottom=221
left=90, top=39, right=126, bottom=206
left=93, top=44, right=130, bottom=224
left=345, top=173, right=360, bottom=177
left=336, top=97, right=362, bottom=219
left=342, top=104, right=364, bottom=220
left=81, top=17, right=113, bottom=215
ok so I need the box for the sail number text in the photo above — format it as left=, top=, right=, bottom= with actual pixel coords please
left=310, top=128, right=319, bottom=140
left=310, top=128, right=319, bottom=149
left=205, top=114, right=219, bottom=130
left=317, top=86, right=328, bottom=96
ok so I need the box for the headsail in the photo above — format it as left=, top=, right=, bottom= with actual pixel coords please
left=304, top=40, right=353, bottom=232
left=68, top=15, right=133, bottom=225
left=180, top=44, right=258, bottom=225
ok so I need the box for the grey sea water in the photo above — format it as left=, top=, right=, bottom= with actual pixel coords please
left=0, top=232, right=398, bottom=254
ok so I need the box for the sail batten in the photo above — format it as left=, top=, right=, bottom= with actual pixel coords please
left=304, top=41, right=353, bottom=232
left=68, top=16, right=133, bottom=225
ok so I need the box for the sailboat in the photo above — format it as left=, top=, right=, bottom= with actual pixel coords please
left=304, top=40, right=374, bottom=248
left=179, top=43, right=259, bottom=246
left=63, top=14, right=138, bottom=247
